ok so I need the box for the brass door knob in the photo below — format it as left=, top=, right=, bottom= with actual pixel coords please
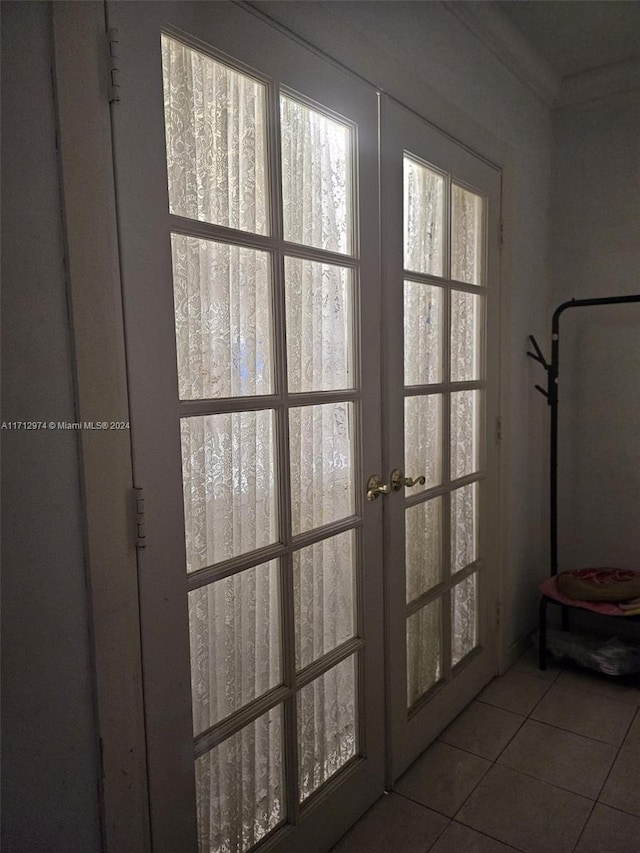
left=390, top=468, right=426, bottom=491
left=366, top=474, right=392, bottom=501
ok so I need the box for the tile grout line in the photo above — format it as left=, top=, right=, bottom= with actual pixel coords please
left=511, top=713, right=623, bottom=748
left=438, top=711, right=527, bottom=764
left=527, top=718, right=629, bottom=749
left=596, top=799, right=640, bottom=823
left=504, top=659, right=639, bottom=848
left=509, top=662, right=624, bottom=804
left=336, top=658, right=637, bottom=852
left=452, top=812, right=527, bottom=852
left=491, top=722, right=526, bottom=763
left=569, top=798, right=598, bottom=853
left=595, top=710, right=640, bottom=823
left=527, top=670, right=636, bottom=758
left=423, top=814, right=452, bottom=853
left=494, top=757, right=602, bottom=804
left=589, top=709, right=627, bottom=803
left=592, top=799, right=640, bottom=821
left=555, top=671, right=640, bottom=709
left=451, top=659, right=639, bottom=850
left=475, top=681, right=553, bottom=718
left=450, top=704, right=528, bottom=825
left=454, top=661, right=601, bottom=853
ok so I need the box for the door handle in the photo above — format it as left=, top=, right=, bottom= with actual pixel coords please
left=390, top=468, right=426, bottom=491
left=366, top=474, right=392, bottom=501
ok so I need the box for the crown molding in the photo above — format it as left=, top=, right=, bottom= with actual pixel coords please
left=443, top=1, right=561, bottom=105
left=558, top=58, right=640, bottom=107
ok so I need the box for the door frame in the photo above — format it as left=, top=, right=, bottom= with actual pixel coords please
left=52, top=4, right=512, bottom=852
left=51, top=4, right=150, bottom=851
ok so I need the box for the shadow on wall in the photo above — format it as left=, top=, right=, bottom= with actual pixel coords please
left=557, top=303, right=640, bottom=573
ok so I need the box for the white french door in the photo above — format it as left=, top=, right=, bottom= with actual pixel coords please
left=108, top=3, right=384, bottom=851
left=381, top=97, right=501, bottom=781
left=107, top=3, right=502, bottom=850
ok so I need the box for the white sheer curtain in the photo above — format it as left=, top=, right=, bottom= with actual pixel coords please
left=162, top=36, right=268, bottom=234
left=163, top=36, right=357, bottom=853
left=280, top=95, right=351, bottom=254
left=404, top=157, right=444, bottom=276
left=451, top=184, right=483, bottom=285
left=403, top=156, right=483, bottom=698
left=171, top=235, right=273, bottom=401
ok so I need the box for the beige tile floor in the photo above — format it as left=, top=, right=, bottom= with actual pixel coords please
left=331, top=650, right=640, bottom=853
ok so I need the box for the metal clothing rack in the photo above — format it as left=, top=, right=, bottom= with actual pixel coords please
left=528, top=294, right=640, bottom=670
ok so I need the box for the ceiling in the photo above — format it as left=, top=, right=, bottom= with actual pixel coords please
left=495, top=0, right=640, bottom=78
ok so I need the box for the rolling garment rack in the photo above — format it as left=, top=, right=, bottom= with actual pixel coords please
left=528, top=294, right=640, bottom=672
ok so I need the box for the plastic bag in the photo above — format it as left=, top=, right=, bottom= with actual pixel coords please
left=543, top=628, right=640, bottom=675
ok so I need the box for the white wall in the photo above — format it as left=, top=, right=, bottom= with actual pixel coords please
left=552, top=92, right=640, bottom=584
left=558, top=306, right=640, bottom=572
left=255, top=0, right=554, bottom=649
left=552, top=92, right=640, bottom=304
left=1, top=3, right=102, bottom=850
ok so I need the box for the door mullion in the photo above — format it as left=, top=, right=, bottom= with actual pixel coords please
left=269, top=71, right=302, bottom=828
left=441, top=173, right=454, bottom=684
left=193, top=685, right=291, bottom=758
left=168, top=213, right=277, bottom=251
left=282, top=556, right=300, bottom=827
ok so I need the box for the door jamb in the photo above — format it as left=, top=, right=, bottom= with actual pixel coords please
left=51, top=3, right=150, bottom=850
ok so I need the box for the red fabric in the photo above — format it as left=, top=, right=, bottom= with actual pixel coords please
left=539, top=576, right=626, bottom=616
left=568, top=568, right=638, bottom=586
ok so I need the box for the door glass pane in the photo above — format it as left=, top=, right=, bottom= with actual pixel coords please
left=404, top=281, right=442, bottom=385
left=172, top=235, right=273, bottom=400
left=285, top=257, right=353, bottom=393
left=451, top=290, right=481, bottom=382
left=181, top=411, right=277, bottom=572
left=195, top=706, right=284, bottom=853
left=405, top=497, right=442, bottom=603
left=403, top=156, right=444, bottom=276
left=289, top=402, right=354, bottom=535
left=162, top=35, right=268, bottom=234
left=452, top=572, right=478, bottom=667
left=407, top=600, right=441, bottom=706
left=405, top=394, right=442, bottom=492
left=297, top=655, right=357, bottom=802
left=451, top=184, right=484, bottom=285
left=451, top=390, right=480, bottom=480
left=294, top=531, right=355, bottom=670
left=451, top=482, right=478, bottom=573
left=189, top=561, right=281, bottom=735
left=281, top=95, right=353, bottom=254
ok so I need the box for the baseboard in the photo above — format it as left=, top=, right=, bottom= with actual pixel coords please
left=501, top=622, right=537, bottom=673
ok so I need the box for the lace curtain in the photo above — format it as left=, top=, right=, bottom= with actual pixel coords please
left=164, top=34, right=481, bottom=849
left=163, top=36, right=356, bottom=853
left=403, top=157, right=480, bottom=702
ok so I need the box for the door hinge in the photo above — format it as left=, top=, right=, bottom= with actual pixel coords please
left=107, top=28, right=121, bottom=104
left=496, top=601, right=501, bottom=628
left=133, top=486, right=146, bottom=549
left=496, top=415, right=503, bottom=444
left=499, top=218, right=505, bottom=248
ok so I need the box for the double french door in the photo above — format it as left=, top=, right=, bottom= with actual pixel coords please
left=108, top=3, right=500, bottom=851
